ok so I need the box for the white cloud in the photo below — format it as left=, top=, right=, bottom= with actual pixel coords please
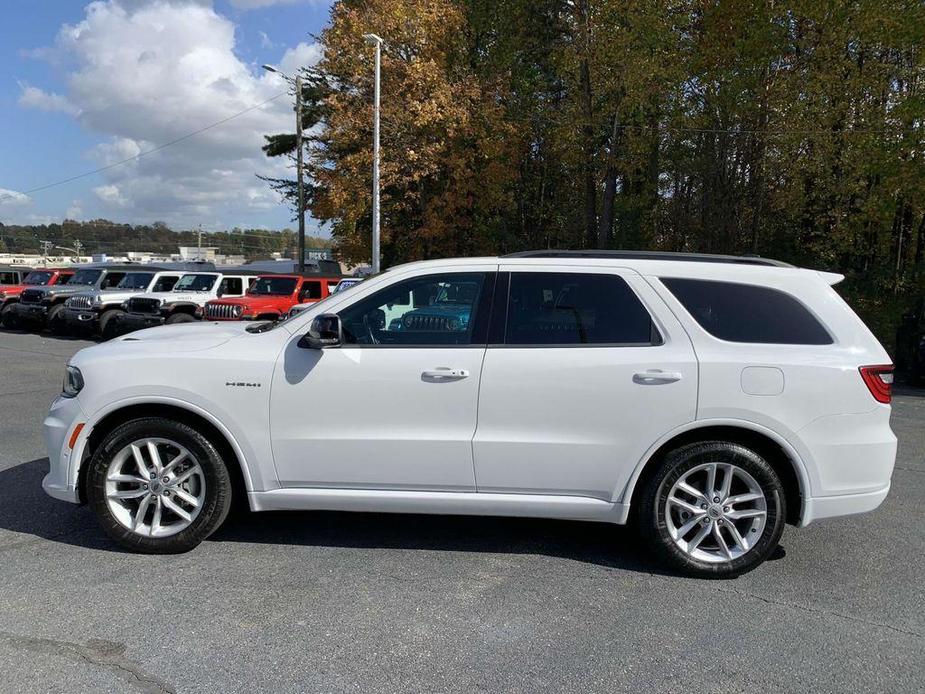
left=279, top=41, right=323, bottom=75
left=94, top=184, right=128, bottom=206
left=0, top=189, right=32, bottom=206
left=66, top=201, right=84, bottom=219
left=258, top=30, right=275, bottom=49
left=17, top=84, right=80, bottom=115
left=16, top=0, right=323, bottom=227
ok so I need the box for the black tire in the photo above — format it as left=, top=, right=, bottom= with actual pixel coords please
left=98, top=309, right=124, bottom=340
left=165, top=312, right=196, bottom=324
left=46, top=303, right=68, bottom=335
left=86, top=417, right=233, bottom=553
left=0, top=303, right=17, bottom=329
left=639, top=441, right=786, bottom=578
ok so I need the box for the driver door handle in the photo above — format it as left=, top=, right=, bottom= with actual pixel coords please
left=633, top=370, right=683, bottom=384
left=422, top=368, right=469, bottom=381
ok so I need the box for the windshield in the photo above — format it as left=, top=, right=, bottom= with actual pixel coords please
left=23, top=271, right=54, bottom=286
left=173, top=274, right=218, bottom=292
left=334, top=279, right=362, bottom=293
left=68, top=269, right=103, bottom=286
left=435, top=282, right=479, bottom=304
left=250, top=277, right=298, bottom=296
left=117, top=272, right=155, bottom=290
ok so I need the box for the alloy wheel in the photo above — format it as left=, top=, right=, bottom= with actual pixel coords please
left=664, top=462, right=768, bottom=563
left=104, top=437, right=206, bottom=537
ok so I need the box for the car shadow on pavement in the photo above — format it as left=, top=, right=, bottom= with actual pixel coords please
left=1, top=458, right=682, bottom=574
left=212, top=509, right=673, bottom=574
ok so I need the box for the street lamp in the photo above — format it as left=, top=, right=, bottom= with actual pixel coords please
left=363, top=34, right=383, bottom=274
left=263, top=63, right=306, bottom=273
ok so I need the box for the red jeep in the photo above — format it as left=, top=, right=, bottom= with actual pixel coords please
left=203, top=274, right=342, bottom=321
left=0, top=267, right=75, bottom=328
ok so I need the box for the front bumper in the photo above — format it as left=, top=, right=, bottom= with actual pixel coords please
left=11, top=302, right=48, bottom=322
left=63, top=308, right=99, bottom=330
left=42, top=395, right=87, bottom=504
left=116, top=312, right=165, bottom=334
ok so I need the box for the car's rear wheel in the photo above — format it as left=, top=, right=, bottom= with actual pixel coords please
left=86, top=417, right=233, bottom=553
left=639, top=441, right=786, bottom=578
left=165, top=312, right=196, bottom=324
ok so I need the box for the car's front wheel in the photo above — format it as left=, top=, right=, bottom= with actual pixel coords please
left=86, top=417, right=233, bottom=553
left=639, top=441, right=786, bottom=578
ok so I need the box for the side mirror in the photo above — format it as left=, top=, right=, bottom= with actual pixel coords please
left=298, top=313, right=343, bottom=349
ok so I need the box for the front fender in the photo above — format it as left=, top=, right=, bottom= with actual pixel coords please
left=67, top=392, right=272, bottom=504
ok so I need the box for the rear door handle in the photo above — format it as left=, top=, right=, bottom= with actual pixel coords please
left=633, top=370, right=683, bottom=384
left=422, top=368, right=469, bottom=381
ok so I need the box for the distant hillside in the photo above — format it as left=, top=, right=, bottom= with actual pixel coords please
left=0, top=219, right=331, bottom=260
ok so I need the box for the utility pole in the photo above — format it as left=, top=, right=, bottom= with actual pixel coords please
left=40, top=240, right=53, bottom=261
left=262, top=64, right=306, bottom=273
left=197, top=224, right=203, bottom=261
left=73, top=239, right=83, bottom=260
left=364, top=34, right=383, bottom=274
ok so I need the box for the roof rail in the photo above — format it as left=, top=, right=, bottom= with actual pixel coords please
left=502, top=250, right=793, bottom=267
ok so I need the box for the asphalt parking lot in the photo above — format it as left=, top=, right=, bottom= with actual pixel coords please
left=0, top=329, right=922, bottom=693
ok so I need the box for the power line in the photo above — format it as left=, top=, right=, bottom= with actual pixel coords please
left=16, top=92, right=288, bottom=196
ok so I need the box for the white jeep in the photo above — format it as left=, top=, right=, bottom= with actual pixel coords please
left=111, top=271, right=260, bottom=337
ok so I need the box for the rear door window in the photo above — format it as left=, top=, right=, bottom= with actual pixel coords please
left=504, top=272, right=659, bottom=346
left=0, top=272, right=19, bottom=284
left=661, top=278, right=832, bottom=345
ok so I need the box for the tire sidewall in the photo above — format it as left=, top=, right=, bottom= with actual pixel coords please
left=47, top=303, right=67, bottom=334
left=166, top=312, right=195, bottom=324
left=98, top=309, right=123, bottom=339
left=642, top=442, right=786, bottom=578
left=86, top=417, right=232, bottom=553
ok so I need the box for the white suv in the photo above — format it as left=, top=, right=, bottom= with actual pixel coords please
left=43, top=251, right=896, bottom=576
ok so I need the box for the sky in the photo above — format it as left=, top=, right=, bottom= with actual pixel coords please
left=0, top=0, right=333, bottom=233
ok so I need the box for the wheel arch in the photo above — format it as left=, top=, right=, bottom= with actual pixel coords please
left=624, top=421, right=808, bottom=526
left=255, top=311, right=280, bottom=322
left=77, top=401, right=252, bottom=508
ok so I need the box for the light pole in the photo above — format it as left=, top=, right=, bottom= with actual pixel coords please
left=363, top=34, right=383, bottom=274
left=263, top=63, right=306, bottom=273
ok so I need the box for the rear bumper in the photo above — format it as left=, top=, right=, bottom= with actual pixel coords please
left=800, top=484, right=891, bottom=526
left=796, top=406, right=896, bottom=525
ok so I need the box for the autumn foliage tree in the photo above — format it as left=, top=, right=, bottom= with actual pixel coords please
left=263, top=0, right=925, bottom=348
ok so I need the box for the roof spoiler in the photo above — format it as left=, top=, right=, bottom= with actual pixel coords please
left=817, top=271, right=845, bottom=286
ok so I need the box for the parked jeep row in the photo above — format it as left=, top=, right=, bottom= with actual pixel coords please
left=2, top=262, right=349, bottom=340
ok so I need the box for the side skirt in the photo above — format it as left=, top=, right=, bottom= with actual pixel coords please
left=249, top=488, right=630, bottom=524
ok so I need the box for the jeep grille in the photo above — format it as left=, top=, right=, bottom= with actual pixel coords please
left=206, top=303, right=243, bottom=320
left=403, top=314, right=453, bottom=331
left=20, top=289, right=45, bottom=304
left=65, top=295, right=92, bottom=310
left=128, top=297, right=162, bottom=314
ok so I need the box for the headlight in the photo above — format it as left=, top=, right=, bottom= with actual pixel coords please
left=91, top=294, right=103, bottom=308
left=234, top=305, right=244, bottom=317
left=62, top=365, right=84, bottom=398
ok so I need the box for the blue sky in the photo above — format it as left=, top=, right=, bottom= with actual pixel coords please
left=0, top=0, right=333, bottom=234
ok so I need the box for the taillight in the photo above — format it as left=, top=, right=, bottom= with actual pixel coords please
left=859, top=365, right=893, bottom=404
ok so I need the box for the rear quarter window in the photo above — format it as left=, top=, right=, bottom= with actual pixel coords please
left=661, top=277, right=832, bottom=345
